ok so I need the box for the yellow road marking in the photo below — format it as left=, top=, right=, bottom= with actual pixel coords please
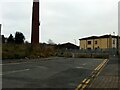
left=77, top=84, right=82, bottom=88
left=97, top=59, right=108, bottom=70
left=75, top=59, right=109, bottom=90
left=96, top=59, right=109, bottom=77
left=92, top=74, right=95, bottom=78
left=85, top=79, right=90, bottom=84
left=91, top=71, right=95, bottom=74
left=94, top=59, right=107, bottom=71
left=82, top=84, right=87, bottom=89
left=96, top=64, right=103, bottom=70
left=82, top=79, right=87, bottom=83
left=94, top=62, right=102, bottom=70
left=88, top=59, right=109, bottom=88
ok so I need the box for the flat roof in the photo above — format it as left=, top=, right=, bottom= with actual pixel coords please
left=79, top=35, right=120, bottom=40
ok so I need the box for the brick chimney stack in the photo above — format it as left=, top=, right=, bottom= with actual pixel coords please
left=0, top=24, right=1, bottom=35
left=31, top=0, right=39, bottom=44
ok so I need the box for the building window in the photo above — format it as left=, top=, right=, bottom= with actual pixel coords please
left=95, top=48, right=97, bottom=50
left=87, top=48, right=91, bottom=50
left=113, top=40, right=115, bottom=44
left=95, top=41, right=97, bottom=44
left=95, top=46, right=99, bottom=50
left=88, top=41, right=91, bottom=44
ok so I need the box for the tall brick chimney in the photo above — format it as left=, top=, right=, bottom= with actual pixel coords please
left=118, top=1, right=120, bottom=56
left=0, top=24, right=1, bottom=35
left=31, top=0, right=39, bottom=44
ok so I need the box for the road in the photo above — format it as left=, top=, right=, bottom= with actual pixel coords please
left=2, top=57, right=104, bottom=89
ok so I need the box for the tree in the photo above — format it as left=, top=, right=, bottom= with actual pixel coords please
left=7, top=34, right=14, bottom=43
left=25, top=41, right=29, bottom=44
left=47, top=39, right=55, bottom=45
left=15, top=32, right=25, bottom=44
left=2, top=35, right=5, bottom=43
left=2, top=35, right=7, bottom=43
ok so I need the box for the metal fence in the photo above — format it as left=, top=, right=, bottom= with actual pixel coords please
left=61, top=48, right=118, bottom=55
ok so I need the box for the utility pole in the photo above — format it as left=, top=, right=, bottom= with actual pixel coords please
left=117, top=1, right=120, bottom=56
left=117, top=36, right=120, bottom=55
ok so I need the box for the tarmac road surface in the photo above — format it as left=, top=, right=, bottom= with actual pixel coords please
left=2, top=57, right=104, bottom=89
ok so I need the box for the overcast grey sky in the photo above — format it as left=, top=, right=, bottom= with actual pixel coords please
left=0, top=0, right=119, bottom=45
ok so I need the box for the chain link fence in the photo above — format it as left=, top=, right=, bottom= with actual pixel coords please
left=57, top=48, right=117, bottom=58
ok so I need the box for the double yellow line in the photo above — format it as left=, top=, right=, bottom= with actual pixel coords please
left=75, top=59, right=109, bottom=90
left=92, top=59, right=109, bottom=77
left=75, top=78, right=91, bottom=90
left=94, top=59, right=108, bottom=71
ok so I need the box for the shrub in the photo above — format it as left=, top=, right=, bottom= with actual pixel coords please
left=2, top=44, right=56, bottom=59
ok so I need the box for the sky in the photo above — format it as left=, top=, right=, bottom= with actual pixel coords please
left=0, top=0, right=120, bottom=45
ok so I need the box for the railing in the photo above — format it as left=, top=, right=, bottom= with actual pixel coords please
left=56, top=48, right=117, bottom=58
left=64, top=48, right=117, bottom=55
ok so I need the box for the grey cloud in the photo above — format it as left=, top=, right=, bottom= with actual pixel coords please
left=2, top=1, right=32, bottom=41
left=41, top=0, right=118, bottom=44
left=1, top=0, right=119, bottom=44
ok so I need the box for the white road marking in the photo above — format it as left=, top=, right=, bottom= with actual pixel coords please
left=4, top=63, right=21, bottom=65
left=36, top=66, right=48, bottom=69
left=2, top=61, right=38, bottom=65
left=1, top=69, right=30, bottom=76
left=76, top=67, right=84, bottom=69
left=82, top=63, right=87, bottom=65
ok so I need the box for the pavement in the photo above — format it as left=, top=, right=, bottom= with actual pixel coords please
left=87, top=55, right=120, bottom=90
left=2, top=57, right=104, bottom=89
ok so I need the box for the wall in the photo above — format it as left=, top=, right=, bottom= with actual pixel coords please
left=99, top=38, right=108, bottom=49
left=80, top=40, right=86, bottom=49
left=86, top=39, right=94, bottom=49
left=80, top=37, right=119, bottom=50
left=112, top=38, right=117, bottom=48
left=80, top=37, right=112, bottom=49
left=94, top=39, right=100, bottom=49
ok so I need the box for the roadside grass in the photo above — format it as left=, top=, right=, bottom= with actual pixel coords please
left=3, top=44, right=27, bottom=59
left=2, top=44, right=109, bottom=59
left=2, top=44, right=56, bottom=59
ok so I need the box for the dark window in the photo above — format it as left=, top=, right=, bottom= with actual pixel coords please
left=113, top=40, right=115, bottom=44
left=87, top=48, right=91, bottom=50
left=88, top=41, right=91, bottom=44
left=95, top=41, right=97, bottom=44
left=95, top=46, right=99, bottom=50
left=95, top=48, right=97, bottom=50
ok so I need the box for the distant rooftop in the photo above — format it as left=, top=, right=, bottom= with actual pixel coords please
left=79, top=34, right=120, bottom=40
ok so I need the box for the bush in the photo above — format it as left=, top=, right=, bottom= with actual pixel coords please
left=2, top=44, right=56, bottom=59
left=2, top=44, right=109, bottom=59
left=63, top=52, right=72, bottom=57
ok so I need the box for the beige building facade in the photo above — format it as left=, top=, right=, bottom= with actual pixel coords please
left=79, top=35, right=120, bottom=50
